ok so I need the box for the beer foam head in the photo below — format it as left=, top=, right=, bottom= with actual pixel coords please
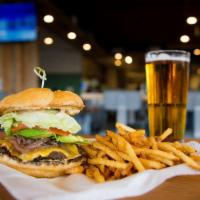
left=145, top=52, right=190, bottom=62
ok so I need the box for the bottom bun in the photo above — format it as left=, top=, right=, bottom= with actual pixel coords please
left=0, top=154, right=83, bottom=178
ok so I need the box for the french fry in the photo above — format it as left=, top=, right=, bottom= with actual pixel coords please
left=107, top=175, right=116, bottom=181
left=183, top=145, right=195, bottom=155
left=120, top=133, right=130, bottom=142
left=86, top=167, right=94, bottom=179
left=116, top=122, right=136, bottom=135
left=118, top=151, right=164, bottom=171
left=114, top=169, right=121, bottom=179
left=107, top=168, right=121, bottom=181
left=129, top=133, right=148, bottom=147
left=159, top=128, right=173, bottom=141
left=191, top=155, right=200, bottom=162
left=107, top=131, right=145, bottom=172
left=131, top=130, right=145, bottom=136
left=120, top=163, right=133, bottom=176
left=93, top=142, right=123, bottom=161
left=148, top=154, right=174, bottom=166
left=106, top=131, right=118, bottom=146
left=81, top=145, right=97, bottom=157
left=99, top=165, right=105, bottom=174
left=97, top=151, right=106, bottom=158
left=133, top=147, right=179, bottom=161
left=116, top=122, right=145, bottom=145
left=82, top=123, right=200, bottom=182
left=93, top=167, right=105, bottom=182
left=96, top=135, right=116, bottom=150
left=104, top=167, right=111, bottom=179
left=173, top=142, right=196, bottom=155
left=108, top=166, right=116, bottom=173
left=107, top=131, right=125, bottom=151
left=158, top=142, right=200, bottom=170
left=172, top=141, right=182, bottom=149
left=86, top=166, right=105, bottom=182
left=117, top=151, right=132, bottom=162
left=139, top=158, right=165, bottom=169
left=149, top=136, right=158, bottom=150
left=88, top=158, right=128, bottom=169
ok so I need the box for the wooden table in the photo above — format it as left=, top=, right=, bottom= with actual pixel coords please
left=123, top=175, right=200, bottom=200
left=1, top=138, right=200, bottom=200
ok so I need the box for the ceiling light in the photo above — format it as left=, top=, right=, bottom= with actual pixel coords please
left=43, top=15, right=54, bottom=23
left=114, top=59, right=122, bottom=67
left=67, top=32, right=77, bottom=40
left=194, top=49, right=200, bottom=56
left=43, top=37, right=53, bottom=45
left=114, top=53, right=122, bottom=60
left=83, top=43, right=92, bottom=51
left=186, top=16, right=198, bottom=25
left=180, top=35, right=190, bottom=43
left=125, top=56, right=133, bottom=64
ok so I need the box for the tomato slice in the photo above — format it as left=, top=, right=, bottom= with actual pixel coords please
left=11, top=123, right=70, bottom=136
left=0, top=131, right=5, bottom=139
left=49, top=128, right=70, bottom=136
left=11, top=123, right=27, bottom=133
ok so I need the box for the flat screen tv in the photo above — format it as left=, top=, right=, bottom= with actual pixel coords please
left=0, top=2, right=37, bottom=42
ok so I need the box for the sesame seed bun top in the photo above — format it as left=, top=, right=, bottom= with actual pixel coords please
left=0, top=88, right=84, bottom=115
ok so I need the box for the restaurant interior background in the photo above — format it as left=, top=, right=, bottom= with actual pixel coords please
left=0, top=0, right=200, bottom=137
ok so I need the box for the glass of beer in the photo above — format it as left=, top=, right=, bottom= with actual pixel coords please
left=145, top=50, right=190, bottom=141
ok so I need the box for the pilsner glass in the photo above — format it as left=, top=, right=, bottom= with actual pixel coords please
left=145, top=50, right=190, bottom=141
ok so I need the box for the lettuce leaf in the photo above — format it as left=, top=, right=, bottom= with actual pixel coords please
left=0, top=118, right=13, bottom=136
left=0, top=110, right=81, bottom=134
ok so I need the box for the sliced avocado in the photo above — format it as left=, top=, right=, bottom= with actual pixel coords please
left=13, top=129, right=89, bottom=144
left=15, top=129, right=53, bottom=139
left=55, top=135, right=89, bottom=144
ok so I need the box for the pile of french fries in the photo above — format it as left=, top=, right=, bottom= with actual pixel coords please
left=81, top=122, right=200, bottom=182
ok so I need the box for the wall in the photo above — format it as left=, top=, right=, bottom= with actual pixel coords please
left=39, top=28, right=82, bottom=93
left=39, top=28, right=82, bottom=73
left=0, top=42, right=38, bottom=94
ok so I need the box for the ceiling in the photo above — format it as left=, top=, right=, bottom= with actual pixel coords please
left=51, top=0, right=200, bottom=53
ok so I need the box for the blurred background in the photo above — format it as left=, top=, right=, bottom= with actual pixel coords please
left=0, top=0, right=200, bottom=136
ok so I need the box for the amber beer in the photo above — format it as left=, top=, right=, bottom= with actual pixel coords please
left=145, top=50, right=190, bottom=141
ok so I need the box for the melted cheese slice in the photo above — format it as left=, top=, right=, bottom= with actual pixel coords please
left=0, top=139, right=80, bottom=162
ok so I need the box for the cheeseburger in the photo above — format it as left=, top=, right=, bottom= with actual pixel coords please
left=0, top=88, right=87, bottom=177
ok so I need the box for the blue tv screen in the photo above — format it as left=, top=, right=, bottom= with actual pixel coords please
left=0, top=2, right=37, bottom=42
